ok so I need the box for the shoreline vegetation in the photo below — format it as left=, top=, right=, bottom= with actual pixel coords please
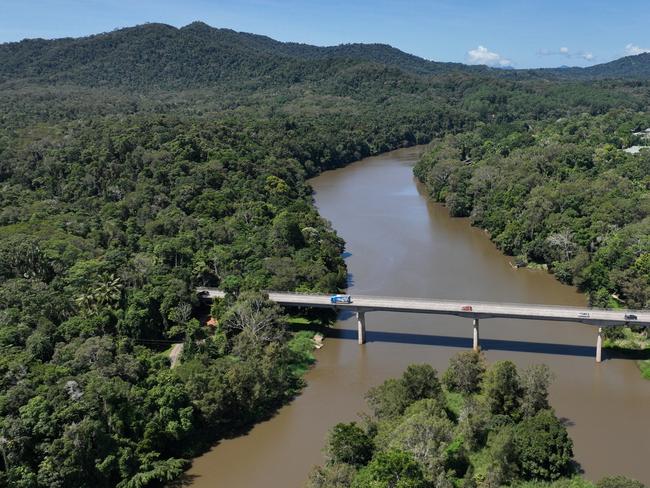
left=308, top=355, right=647, bottom=488
left=0, top=21, right=649, bottom=486
left=413, top=112, right=650, bottom=377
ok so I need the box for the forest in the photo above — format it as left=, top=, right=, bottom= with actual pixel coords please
left=308, top=356, right=645, bottom=488
left=414, top=111, right=650, bottom=353
left=0, top=21, right=649, bottom=487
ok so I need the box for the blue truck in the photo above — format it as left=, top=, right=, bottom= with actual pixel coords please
left=330, top=294, right=352, bottom=304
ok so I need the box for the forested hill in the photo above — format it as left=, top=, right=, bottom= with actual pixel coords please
left=2, top=22, right=650, bottom=90
left=0, top=21, right=482, bottom=89
left=534, top=52, right=650, bottom=80
left=1, top=20, right=649, bottom=488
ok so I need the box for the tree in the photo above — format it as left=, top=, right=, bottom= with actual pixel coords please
left=401, top=364, right=443, bottom=403
left=221, top=292, right=286, bottom=345
left=442, top=351, right=485, bottom=395
left=482, top=360, right=522, bottom=417
left=520, top=364, right=554, bottom=417
left=546, top=229, right=577, bottom=262
left=513, top=409, right=574, bottom=480
left=366, top=379, right=411, bottom=420
left=483, top=427, right=518, bottom=487
left=353, top=450, right=428, bottom=488
left=307, top=463, right=357, bottom=488
left=387, top=410, right=454, bottom=479
left=325, top=423, right=373, bottom=467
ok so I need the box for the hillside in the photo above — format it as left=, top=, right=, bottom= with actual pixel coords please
left=1, top=22, right=650, bottom=91
left=0, top=21, right=649, bottom=488
left=0, top=21, right=482, bottom=89
left=534, top=52, right=650, bottom=80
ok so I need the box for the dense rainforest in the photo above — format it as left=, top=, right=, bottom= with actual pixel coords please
left=0, top=21, right=649, bottom=487
left=309, top=356, right=645, bottom=488
left=414, top=111, right=650, bottom=355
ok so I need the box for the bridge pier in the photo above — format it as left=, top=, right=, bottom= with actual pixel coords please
left=596, top=327, right=602, bottom=363
left=357, top=311, right=366, bottom=345
left=473, top=318, right=480, bottom=352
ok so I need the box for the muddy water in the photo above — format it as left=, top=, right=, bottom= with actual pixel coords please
left=187, top=147, right=650, bottom=487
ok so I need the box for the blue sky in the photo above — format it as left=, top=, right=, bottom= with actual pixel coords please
left=1, top=0, right=649, bottom=68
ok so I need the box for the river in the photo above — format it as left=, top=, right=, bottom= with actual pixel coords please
left=186, top=146, right=650, bottom=487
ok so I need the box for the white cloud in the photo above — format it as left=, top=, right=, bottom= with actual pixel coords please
left=467, top=45, right=511, bottom=67
left=625, top=43, right=650, bottom=56
left=538, top=47, right=596, bottom=63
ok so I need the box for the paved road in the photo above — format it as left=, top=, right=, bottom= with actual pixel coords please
left=197, top=288, right=650, bottom=328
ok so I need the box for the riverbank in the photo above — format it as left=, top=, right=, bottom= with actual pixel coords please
left=186, top=147, right=650, bottom=486
left=413, top=115, right=649, bottom=377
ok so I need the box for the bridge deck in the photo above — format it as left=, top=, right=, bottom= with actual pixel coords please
left=196, top=288, right=650, bottom=327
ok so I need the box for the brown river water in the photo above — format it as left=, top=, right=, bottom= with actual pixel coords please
left=187, top=146, right=650, bottom=487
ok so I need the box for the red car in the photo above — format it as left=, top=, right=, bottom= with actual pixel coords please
left=461, top=305, right=473, bottom=312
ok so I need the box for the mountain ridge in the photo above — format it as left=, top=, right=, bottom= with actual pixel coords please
left=0, top=21, right=483, bottom=88
left=0, top=21, right=649, bottom=91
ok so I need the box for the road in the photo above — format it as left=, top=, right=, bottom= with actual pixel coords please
left=196, top=288, right=650, bottom=328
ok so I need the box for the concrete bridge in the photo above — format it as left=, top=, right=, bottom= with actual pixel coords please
left=196, top=288, right=650, bottom=362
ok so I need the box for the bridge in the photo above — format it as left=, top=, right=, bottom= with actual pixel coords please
left=196, top=288, right=650, bottom=362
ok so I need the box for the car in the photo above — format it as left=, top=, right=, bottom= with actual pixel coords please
left=461, top=305, right=473, bottom=312
left=577, top=312, right=590, bottom=318
left=330, top=294, right=352, bottom=304
left=625, top=314, right=638, bottom=321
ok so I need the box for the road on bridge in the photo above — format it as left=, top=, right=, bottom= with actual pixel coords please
left=196, top=288, right=650, bottom=362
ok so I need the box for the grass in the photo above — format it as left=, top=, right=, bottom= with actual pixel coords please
left=603, top=327, right=650, bottom=380
left=639, top=360, right=650, bottom=380
left=288, top=331, right=318, bottom=376
left=603, top=327, right=650, bottom=351
left=286, top=316, right=312, bottom=327
left=286, top=314, right=323, bottom=378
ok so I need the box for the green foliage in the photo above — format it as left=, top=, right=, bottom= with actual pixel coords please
left=325, top=423, right=374, bottom=467
left=513, top=410, right=574, bottom=481
left=415, top=111, right=650, bottom=312
left=482, top=360, right=522, bottom=417
left=367, top=364, right=444, bottom=419
left=314, top=359, right=585, bottom=487
left=639, top=359, right=650, bottom=380
left=482, top=426, right=519, bottom=486
left=512, top=477, right=595, bottom=488
left=442, top=351, right=486, bottom=395
left=2, top=21, right=649, bottom=486
left=520, top=364, right=554, bottom=417
left=596, top=476, right=646, bottom=488
left=307, top=463, right=358, bottom=488
left=353, top=450, right=429, bottom=488
left=387, top=406, right=455, bottom=478
left=401, top=364, right=443, bottom=402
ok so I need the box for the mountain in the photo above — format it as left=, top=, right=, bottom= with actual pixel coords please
left=582, top=52, right=650, bottom=78
left=2, top=21, right=649, bottom=90
left=0, top=21, right=484, bottom=89
left=528, top=53, right=650, bottom=80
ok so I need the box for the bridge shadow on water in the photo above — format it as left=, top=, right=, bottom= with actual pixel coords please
left=327, top=327, right=599, bottom=358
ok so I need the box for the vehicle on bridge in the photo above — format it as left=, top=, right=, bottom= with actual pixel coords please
left=625, top=313, right=638, bottom=321
left=330, top=294, right=352, bottom=304
left=461, top=305, right=473, bottom=312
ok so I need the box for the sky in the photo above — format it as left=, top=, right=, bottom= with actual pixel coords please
left=1, top=0, right=649, bottom=69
